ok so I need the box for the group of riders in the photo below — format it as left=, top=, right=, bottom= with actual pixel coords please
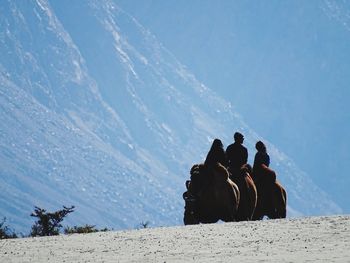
left=206, top=132, right=276, bottom=184
left=183, top=131, right=285, bottom=224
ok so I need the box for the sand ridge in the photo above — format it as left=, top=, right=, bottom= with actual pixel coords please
left=1, top=215, right=349, bottom=262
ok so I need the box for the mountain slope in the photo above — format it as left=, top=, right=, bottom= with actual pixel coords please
left=0, top=0, right=342, bottom=233
left=114, top=0, right=350, bottom=212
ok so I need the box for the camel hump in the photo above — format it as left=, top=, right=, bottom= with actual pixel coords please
left=213, top=162, right=230, bottom=182
left=241, top=163, right=253, bottom=175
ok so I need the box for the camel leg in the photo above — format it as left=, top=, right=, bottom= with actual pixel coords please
left=184, top=207, right=199, bottom=225
left=278, top=188, right=287, bottom=218
left=271, top=186, right=287, bottom=219
left=183, top=193, right=200, bottom=225
left=252, top=199, right=264, bottom=221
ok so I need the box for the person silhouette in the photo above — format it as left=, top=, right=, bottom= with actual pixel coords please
left=225, top=132, right=248, bottom=176
left=204, top=138, right=227, bottom=168
left=253, top=140, right=276, bottom=183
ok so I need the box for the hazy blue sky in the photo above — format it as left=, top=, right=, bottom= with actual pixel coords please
left=115, top=0, right=350, bottom=211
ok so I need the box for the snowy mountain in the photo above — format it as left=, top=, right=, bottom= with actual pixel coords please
left=116, top=0, right=350, bottom=213
left=0, top=0, right=342, bottom=233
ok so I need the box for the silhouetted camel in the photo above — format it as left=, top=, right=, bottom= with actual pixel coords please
left=230, top=164, right=257, bottom=221
left=183, top=163, right=240, bottom=225
left=252, top=179, right=287, bottom=220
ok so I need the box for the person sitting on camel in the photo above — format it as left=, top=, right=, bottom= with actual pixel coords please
left=253, top=140, right=276, bottom=184
left=204, top=138, right=227, bottom=168
left=183, top=139, right=229, bottom=223
left=200, top=138, right=228, bottom=185
left=226, top=132, right=248, bottom=177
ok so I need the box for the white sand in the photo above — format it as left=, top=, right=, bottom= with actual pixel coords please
left=1, top=215, right=349, bottom=262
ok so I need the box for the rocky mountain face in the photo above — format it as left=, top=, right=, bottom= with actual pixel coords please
left=0, top=0, right=341, bottom=233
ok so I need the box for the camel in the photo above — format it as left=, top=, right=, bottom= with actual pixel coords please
left=183, top=163, right=240, bottom=225
left=252, top=178, right=287, bottom=220
left=229, top=164, right=257, bottom=221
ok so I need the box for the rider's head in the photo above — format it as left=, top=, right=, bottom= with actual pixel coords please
left=255, top=141, right=266, bottom=152
left=234, top=132, right=244, bottom=144
left=212, top=138, right=224, bottom=149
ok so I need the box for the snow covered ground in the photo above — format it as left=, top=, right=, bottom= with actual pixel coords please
left=1, top=215, right=349, bottom=262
